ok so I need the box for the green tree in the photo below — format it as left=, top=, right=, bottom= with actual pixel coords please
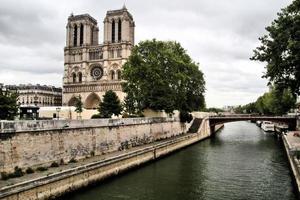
left=249, top=86, right=296, bottom=115
left=234, top=105, right=244, bottom=114
left=74, top=96, right=83, bottom=119
left=98, top=90, right=122, bottom=118
left=255, top=95, right=268, bottom=115
left=243, top=103, right=258, bottom=114
left=123, top=90, right=142, bottom=116
left=266, top=87, right=296, bottom=115
left=251, top=0, right=300, bottom=96
left=204, top=107, right=224, bottom=113
left=0, top=87, right=19, bottom=120
left=122, top=39, right=206, bottom=117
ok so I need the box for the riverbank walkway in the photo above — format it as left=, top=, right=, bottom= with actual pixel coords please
left=283, top=131, right=300, bottom=194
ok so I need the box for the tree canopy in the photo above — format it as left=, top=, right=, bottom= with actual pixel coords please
left=251, top=0, right=300, bottom=96
left=0, top=87, right=19, bottom=120
left=74, top=96, right=83, bottom=119
left=98, top=90, right=122, bottom=118
left=234, top=86, right=296, bottom=115
left=203, top=107, right=224, bottom=113
left=122, top=39, right=206, bottom=116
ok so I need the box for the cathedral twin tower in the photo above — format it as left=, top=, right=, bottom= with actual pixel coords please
left=63, top=6, right=135, bottom=109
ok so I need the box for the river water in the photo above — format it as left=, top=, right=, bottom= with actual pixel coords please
left=63, top=122, right=298, bottom=200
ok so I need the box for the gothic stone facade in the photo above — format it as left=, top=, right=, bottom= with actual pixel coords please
left=63, top=6, right=135, bottom=109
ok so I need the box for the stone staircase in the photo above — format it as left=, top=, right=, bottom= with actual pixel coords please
left=188, top=118, right=203, bottom=133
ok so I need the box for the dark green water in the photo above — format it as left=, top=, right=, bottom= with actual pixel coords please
left=63, top=122, right=297, bottom=200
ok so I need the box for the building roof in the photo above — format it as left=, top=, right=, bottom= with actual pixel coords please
left=106, top=6, right=133, bottom=20
left=68, top=13, right=98, bottom=24
left=5, top=84, right=62, bottom=93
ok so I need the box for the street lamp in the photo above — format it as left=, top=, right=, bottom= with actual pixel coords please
left=56, top=107, right=61, bottom=120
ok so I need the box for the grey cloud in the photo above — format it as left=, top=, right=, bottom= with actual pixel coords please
left=0, top=0, right=292, bottom=107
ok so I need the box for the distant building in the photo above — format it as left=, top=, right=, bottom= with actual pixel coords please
left=222, top=106, right=235, bottom=113
left=5, top=84, right=62, bottom=107
left=63, top=6, right=135, bottom=109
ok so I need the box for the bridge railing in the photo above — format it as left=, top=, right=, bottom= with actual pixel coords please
left=208, top=114, right=297, bottom=119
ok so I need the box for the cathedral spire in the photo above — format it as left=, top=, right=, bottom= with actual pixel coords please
left=122, top=3, right=127, bottom=10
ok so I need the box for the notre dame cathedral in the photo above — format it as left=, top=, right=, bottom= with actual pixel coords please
left=62, top=6, right=135, bottom=109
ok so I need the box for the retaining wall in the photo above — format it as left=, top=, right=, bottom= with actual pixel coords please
left=282, top=134, right=300, bottom=194
left=0, top=118, right=212, bottom=200
left=0, top=117, right=185, bottom=172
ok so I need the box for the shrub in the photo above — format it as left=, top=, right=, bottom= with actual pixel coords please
left=122, top=113, right=130, bottom=118
left=122, top=113, right=140, bottom=118
left=50, top=162, right=59, bottom=168
left=1, top=172, right=9, bottom=180
left=37, top=166, right=48, bottom=172
left=26, top=167, right=34, bottom=174
left=60, top=159, right=65, bottom=165
left=179, top=111, right=193, bottom=123
left=90, top=151, right=95, bottom=157
left=69, top=158, right=77, bottom=163
left=11, top=166, right=24, bottom=178
left=91, top=114, right=102, bottom=119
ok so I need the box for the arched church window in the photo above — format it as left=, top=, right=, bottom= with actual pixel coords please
left=73, top=25, right=78, bottom=46
left=91, top=26, right=94, bottom=44
left=72, top=73, right=76, bottom=83
left=118, top=18, right=122, bottom=42
left=117, top=70, right=121, bottom=80
left=111, top=70, right=115, bottom=80
left=80, top=24, right=84, bottom=46
left=112, top=20, right=115, bottom=43
left=78, top=72, right=82, bottom=83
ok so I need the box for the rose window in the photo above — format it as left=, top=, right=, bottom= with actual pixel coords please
left=90, top=66, right=103, bottom=80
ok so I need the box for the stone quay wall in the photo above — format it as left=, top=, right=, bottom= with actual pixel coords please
left=0, top=117, right=187, bottom=173
left=0, top=118, right=212, bottom=200
left=282, top=133, right=300, bottom=194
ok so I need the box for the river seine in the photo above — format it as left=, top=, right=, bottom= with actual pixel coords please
left=63, top=121, right=297, bottom=200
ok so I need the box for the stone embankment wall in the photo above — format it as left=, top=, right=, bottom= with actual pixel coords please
left=0, top=118, right=212, bottom=200
left=0, top=118, right=186, bottom=173
left=282, top=133, right=300, bottom=194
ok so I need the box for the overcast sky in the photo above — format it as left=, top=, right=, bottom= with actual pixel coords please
left=0, top=0, right=292, bottom=107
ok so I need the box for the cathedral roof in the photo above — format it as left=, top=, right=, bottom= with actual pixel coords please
left=106, top=6, right=133, bottom=20
left=68, top=14, right=97, bottom=24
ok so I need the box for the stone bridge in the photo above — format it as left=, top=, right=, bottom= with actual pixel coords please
left=208, top=115, right=298, bottom=131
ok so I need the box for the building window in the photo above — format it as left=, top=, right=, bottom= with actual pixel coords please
left=73, top=25, right=78, bottom=46
left=90, top=66, right=104, bottom=80
left=89, top=51, right=103, bottom=60
left=112, top=20, right=115, bottom=43
left=117, top=49, right=122, bottom=58
left=80, top=24, right=84, bottom=46
left=111, top=70, right=115, bottom=80
left=72, top=73, right=76, bottom=83
left=109, top=50, right=114, bottom=58
left=78, top=72, right=82, bottom=83
left=117, top=70, right=121, bottom=80
left=118, top=19, right=122, bottom=42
